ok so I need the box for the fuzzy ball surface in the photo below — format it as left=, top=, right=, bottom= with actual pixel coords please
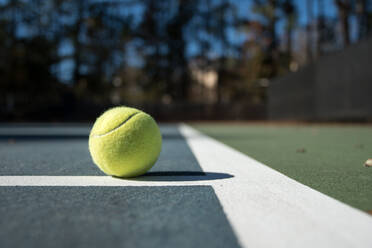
left=89, top=106, right=162, bottom=178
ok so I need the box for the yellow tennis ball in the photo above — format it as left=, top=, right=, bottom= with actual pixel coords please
left=89, top=106, right=162, bottom=178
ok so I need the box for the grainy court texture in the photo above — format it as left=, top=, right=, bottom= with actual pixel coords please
left=0, top=124, right=372, bottom=248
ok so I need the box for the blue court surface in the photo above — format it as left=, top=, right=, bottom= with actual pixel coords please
left=1, top=124, right=372, bottom=248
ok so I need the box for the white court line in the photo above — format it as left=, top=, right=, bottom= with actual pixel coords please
left=1, top=124, right=372, bottom=248
left=0, top=175, right=229, bottom=187
left=178, top=124, right=372, bottom=248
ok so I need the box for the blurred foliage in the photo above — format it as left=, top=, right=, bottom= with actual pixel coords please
left=0, top=0, right=371, bottom=121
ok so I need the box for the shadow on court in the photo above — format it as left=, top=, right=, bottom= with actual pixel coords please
left=116, top=171, right=233, bottom=182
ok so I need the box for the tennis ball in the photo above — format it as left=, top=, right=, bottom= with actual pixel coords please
left=89, top=106, right=162, bottom=178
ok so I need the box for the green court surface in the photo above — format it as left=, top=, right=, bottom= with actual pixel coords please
left=193, top=123, right=372, bottom=212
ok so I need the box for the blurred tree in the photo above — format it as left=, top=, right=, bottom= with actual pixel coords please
left=211, top=0, right=238, bottom=103
left=165, top=0, right=195, bottom=100
left=57, top=0, right=134, bottom=102
left=355, top=0, right=370, bottom=40
left=306, top=0, right=314, bottom=61
left=280, top=0, right=296, bottom=68
left=335, top=0, right=351, bottom=46
left=0, top=0, right=64, bottom=119
left=137, top=0, right=171, bottom=101
left=137, top=0, right=237, bottom=104
left=70, top=0, right=84, bottom=87
left=316, top=0, right=325, bottom=56
left=252, top=0, right=279, bottom=77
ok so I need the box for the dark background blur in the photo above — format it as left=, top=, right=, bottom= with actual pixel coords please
left=0, top=0, right=371, bottom=122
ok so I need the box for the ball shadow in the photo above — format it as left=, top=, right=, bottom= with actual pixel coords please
left=115, top=171, right=233, bottom=182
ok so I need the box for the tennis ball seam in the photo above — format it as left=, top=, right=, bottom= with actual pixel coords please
left=91, top=112, right=140, bottom=138
left=90, top=112, right=145, bottom=175
left=89, top=106, right=162, bottom=178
